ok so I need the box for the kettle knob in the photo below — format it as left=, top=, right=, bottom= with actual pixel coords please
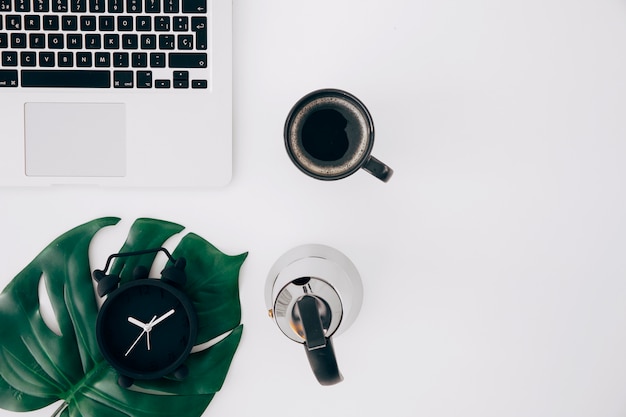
left=295, top=295, right=343, bottom=385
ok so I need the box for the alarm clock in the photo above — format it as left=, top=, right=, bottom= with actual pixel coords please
left=93, top=248, right=198, bottom=388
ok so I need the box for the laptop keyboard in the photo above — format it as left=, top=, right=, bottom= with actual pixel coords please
left=0, top=0, right=209, bottom=88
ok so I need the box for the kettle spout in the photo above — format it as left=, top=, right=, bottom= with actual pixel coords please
left=296, top=295, right=344, bottom=386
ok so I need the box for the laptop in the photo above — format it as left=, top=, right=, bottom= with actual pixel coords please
left=0, top=0, right=232, bottom=187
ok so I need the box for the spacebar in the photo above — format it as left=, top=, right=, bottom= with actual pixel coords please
left=21, top=70, right=111, bottom=88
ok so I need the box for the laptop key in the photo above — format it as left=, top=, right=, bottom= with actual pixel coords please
left=145, top=0, right=159, bottom=13
left=16, top=0, right=29, bottom=11
left=191, top=79, right=206, bottom=89
left=155, top=79, right=170, bottom=88
left=173, top=16, right=188, bottom=31
left=191, top=17, right=207, bottom=49
left=182, top=0, right=205, bottom=13
left=39, top=52, right=55, bottom=66
left=21, top=69, right=110, bottom=87
left=137, top=70, right=151, bottom=88
left=25, top=15, right=41, bottom=30
left=136, top=16, right=151, bottom=31
left=168, top=52, right=206, bottom=68
left=173, top=70, right=188, bottom=88
left=94, top=51, right=110, bottom=66
left=11, top=33, right=26, bottom=48
left=53, top=0, right=68, bottom=11
left=113, top=70, right=133, bottom=87
left=70, top=0, right=86, bottom=12
left=164, top=0, right=178, bottom=12
left=99, top=16, right=114, bottom=30
left=43, top=15, right=59, bottom=30
left=6, top=15, right=22, bottom=30
left=150, top=52, right=165, bottom=67
left=58, top=52, right=74, bottom=66
left=80, top=15, right=96, bottom=30
left=108, top=0, right=123, bottom=12
left=34, top=0, right=50, bottom=12
left=20, top=51, right=36, bottom=66
left=89, top=0, right=105, bottom=12
left=126, top=0, right=141, bottom=12
left=86, top=33, right=101, bottom=48
left=113, top=52, right=129, bottom=67
left=0, top=70, right=18, bottom=87
left=76, top=52, right=92, bottom=67
left=2, top=51, right=17, bottom=66
left=29, top=33, right=45, bottom=48
left=62, top=15, right=78, bottom=30
left=155, top=16, right=170, bottom=31
left=159, top=34, right=174, bottom=49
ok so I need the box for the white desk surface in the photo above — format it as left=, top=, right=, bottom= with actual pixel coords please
left=3, top=0, right=626, bottom=416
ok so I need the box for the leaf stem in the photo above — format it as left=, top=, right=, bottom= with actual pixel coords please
left=50, top=401, right=68, bottom=417
left=58, top=359, right=109, bottom=413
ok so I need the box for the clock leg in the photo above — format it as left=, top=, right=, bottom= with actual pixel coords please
left=172, top=364, right=189, bottom=381
left=117, top=374, right=134, bottom=388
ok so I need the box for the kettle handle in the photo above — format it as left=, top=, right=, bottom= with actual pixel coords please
left=297, top=295, right=344, bottom=386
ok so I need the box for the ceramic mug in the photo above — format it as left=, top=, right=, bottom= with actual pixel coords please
left=284, top=89, right=393, bottom=182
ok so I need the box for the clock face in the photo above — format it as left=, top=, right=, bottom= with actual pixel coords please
left=96, top=279, right=198, bottom=380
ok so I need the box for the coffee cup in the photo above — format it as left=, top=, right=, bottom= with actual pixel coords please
left=284, top=89, right=393, bottom=182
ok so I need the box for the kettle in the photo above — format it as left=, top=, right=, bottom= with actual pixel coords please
left=265, top=244, right=363, bottom=386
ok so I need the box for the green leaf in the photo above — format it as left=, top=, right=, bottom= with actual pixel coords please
left=0, top=218, right=246, bottom=416
left=170, top=233, right=247, bottom=344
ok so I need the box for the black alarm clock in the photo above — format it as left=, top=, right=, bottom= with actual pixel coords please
left=93, top=248, right=198, bottom=388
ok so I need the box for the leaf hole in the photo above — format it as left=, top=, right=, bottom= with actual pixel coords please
left=38, top=273, right=62, bottom=336
left=191, top=328, right=233, bottom=354
left=150, top=233, right=185, bottom=277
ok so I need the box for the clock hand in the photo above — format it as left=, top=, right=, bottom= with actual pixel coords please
left=125, top=329, right=145, bottom=357
left=128, top=316, right=148, bottom=330
left=142, top=310, right=174, bottom=352
left=125, top=315, right=157, bottom=357
left=148, top=309, right=175, bottom=329
left=124, top=310, right=175, bottom=356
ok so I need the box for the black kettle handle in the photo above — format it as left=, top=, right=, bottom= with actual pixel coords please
left=297, top=295, right=344, bottom=386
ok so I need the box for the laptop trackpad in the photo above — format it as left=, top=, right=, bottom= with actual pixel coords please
left=24, top=102, right=126, bottom=177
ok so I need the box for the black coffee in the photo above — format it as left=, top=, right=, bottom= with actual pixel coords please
left=285, top=90, right=374, bottom=180
left=301, top=109, right=349, bottom=162
left=285, top=89, right=393, bottom=182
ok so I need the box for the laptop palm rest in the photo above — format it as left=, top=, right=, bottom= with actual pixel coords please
left=24, top=102, right=126, bottom=177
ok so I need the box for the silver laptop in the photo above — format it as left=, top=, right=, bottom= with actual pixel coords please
left=0, top=0, right=232, bottom=187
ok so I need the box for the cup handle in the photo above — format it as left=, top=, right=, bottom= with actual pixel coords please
left=362, top=155, right=394, bottom=182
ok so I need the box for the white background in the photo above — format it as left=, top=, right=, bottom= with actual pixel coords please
left=3, top=0, right=626, bottom=416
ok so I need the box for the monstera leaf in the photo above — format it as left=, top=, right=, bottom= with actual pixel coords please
left=0, top=217, right=247, bottom=417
